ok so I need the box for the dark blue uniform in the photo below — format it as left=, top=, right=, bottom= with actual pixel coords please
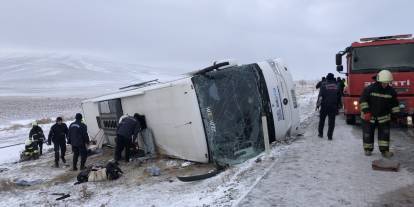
left=115, top=116, right=141, bottom=162
left=68, top=120, right=89, bottom=170
left=48, top=123, right=68, bottom=165
left=318, top=78, right=341, bottom=140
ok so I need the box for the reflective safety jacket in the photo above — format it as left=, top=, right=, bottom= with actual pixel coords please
left=359, top=82, right=400, bottom=123
left=29, top=126, right=45, bottom=141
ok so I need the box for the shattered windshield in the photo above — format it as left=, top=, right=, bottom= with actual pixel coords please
left=352, top=43, right=414, bottom=72
left=192, top=64, right=273, bottom=165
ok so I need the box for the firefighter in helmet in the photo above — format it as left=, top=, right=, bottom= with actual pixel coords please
left=359, top=70, right=400, bottom=158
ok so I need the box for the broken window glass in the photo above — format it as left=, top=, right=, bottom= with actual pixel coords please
left=192, top=64, right=274, bottom=165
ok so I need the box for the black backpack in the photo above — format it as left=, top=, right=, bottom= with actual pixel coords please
left=106, top=162, right=123, bottom=180
left=75, top=168, right=92, bottom=185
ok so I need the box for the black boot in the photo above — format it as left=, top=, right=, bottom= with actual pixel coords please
left=73, top=161, right=78, bottom=171
left=61, top=157, right=66, bottom=164
left=54, top=161, right=59, bottom=168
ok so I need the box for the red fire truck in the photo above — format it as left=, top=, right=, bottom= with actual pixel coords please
left=335, top=34, right=414, bottom=124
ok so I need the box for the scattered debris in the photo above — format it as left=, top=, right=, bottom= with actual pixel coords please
left=56, top=194, right=70, bottom=201
left=75, top=161, right=123, bottom=185
left=177, top=167, right=225, bottom=182
left=372, top=159, right=400, bottom=172
left=255, top=157, right=262, bottom=163
left=51, top=193, right=71, bottom=201
left=146, top=166, right=161, bottom=176
left=13, top=178, right=43, bottom=187
left=0, top=168, right=9, bottom=173
left=181, top=161, right=194, bottom=168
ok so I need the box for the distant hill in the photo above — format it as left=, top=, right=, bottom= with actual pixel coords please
left=0, top=52, right=178, bottom=97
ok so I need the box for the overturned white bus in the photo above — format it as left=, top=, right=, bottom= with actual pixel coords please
left=81, top=59, right=300, bottom=165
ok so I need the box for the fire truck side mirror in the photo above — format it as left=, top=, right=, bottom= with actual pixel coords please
left=336, top=65, right=343, bottom=72
left=335, top=53, right=342, bottom=66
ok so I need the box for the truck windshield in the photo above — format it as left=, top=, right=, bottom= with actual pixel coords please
left=192, top=64, right=274, bottom=166
left=352, top=43, right=414, bottom=72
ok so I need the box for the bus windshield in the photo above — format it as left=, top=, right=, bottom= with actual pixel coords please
left=192, top=64, right=274, bottom=165
left=352, top=43, right=414, bottom=72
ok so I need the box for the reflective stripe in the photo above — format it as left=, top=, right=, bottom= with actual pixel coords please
left=360, top=102, right=369, bottom=109
left=377, top=114, right=391, bottom=123
left=364, top=143, right=373, bottom=148
left=378, top=140, right=389, bottom=147
left=392, top=107, right=400, bottom=113
left=370, top=92, right=392, bottom=99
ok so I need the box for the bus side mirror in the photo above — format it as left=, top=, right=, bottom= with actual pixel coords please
left=336, top=65, right=343, bottom=72
left=336, top=53, right=342, bottom=65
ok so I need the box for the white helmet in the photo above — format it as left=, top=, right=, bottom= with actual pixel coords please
left=32, top=121, right=38, bottom=126
left=377, top=70, right=393, bottom=83
left=25, top=139, right=33, bottom=146
left=119, top=114, right=128, bottom=124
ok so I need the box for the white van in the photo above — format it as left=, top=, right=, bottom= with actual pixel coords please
left=81, top=59, right=300, bottom=165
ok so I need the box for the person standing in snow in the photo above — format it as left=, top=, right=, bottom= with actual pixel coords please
left=115, top=113, right=141, bottom=163
left=29, top=121, right=45, bottom=155
left=48, top=117, right=69, bottom=167
left=316, top=76, right=326, bottom=89
left=360, top=70, right=400, bottom=158
left=68, top=113, right=90, bottom=170
left=318, top=73, right=341, bottom=140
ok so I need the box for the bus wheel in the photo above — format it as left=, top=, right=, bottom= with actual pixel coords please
left=346, top=115, right=356, bottom=125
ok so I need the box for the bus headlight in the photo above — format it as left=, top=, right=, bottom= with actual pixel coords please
left=353, top=101, right=358, bottom=106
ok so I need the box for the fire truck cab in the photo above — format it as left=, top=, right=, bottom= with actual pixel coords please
left=335, top=34, right=414, bottom=124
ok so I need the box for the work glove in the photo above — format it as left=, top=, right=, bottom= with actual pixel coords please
left=362, top=112, right=372, bottom=121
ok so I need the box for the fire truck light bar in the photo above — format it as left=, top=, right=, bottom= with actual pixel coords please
left=360, top=34, right=412, bottom=42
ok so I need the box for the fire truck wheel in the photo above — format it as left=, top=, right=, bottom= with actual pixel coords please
left=346, top=115, right=356, bottom=125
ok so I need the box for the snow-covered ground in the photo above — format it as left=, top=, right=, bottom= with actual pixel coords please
left=237, top=114, right=414, bottom=207
left=1, top=82, right=413, bottom=207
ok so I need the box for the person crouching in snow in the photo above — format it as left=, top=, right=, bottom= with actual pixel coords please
left=115, top=113, right=141, bottom=163
left=21, top=138, right=40, bottom=161
left=68, top=113, right=90, bottom=171
left=48, top=117, right=69, bottom=167
left=29, top=121, right=45, bottom=155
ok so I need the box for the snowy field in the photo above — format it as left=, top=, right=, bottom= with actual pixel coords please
left=0, top=52, right=178, bottom=97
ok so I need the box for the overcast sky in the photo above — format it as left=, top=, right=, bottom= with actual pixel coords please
left=0, top=0, right=413, bottom=80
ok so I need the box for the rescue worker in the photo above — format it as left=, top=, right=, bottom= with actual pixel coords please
left=337, top=77, right=346, bottom=110
left=68, top=113, right=90, bottom=170
left=21, top=138, right=40, bottom=160
left=318, top=73, right=341, bottom=140
left=360, top=70, right=400, bottom=158
left=29, top=121, right=45, bottom=155
left=115, top=113, right=141, bottom=163
left=316, top=76, right=326, bottom=89
left=48, top=117, right=69, bottom=167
